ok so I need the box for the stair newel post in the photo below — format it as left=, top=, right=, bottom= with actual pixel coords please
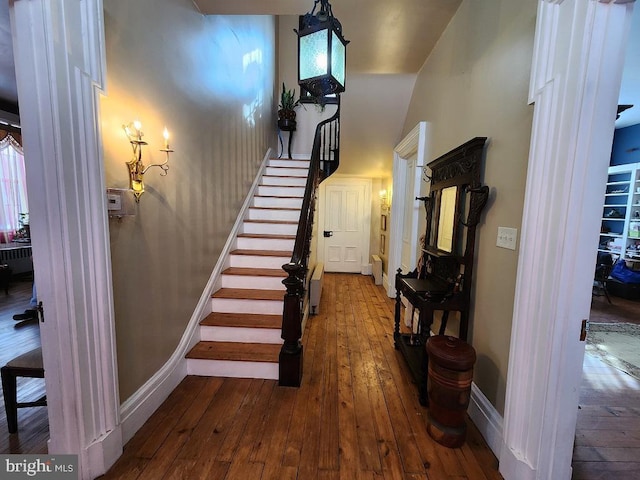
left=279, top=262, right=304, bottom=386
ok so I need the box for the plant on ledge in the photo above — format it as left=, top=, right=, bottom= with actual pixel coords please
left=278, top=83, right=301, bottom=129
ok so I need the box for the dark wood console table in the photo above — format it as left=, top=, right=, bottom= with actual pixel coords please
left=394, top=137, right=489, bottom=405
left=277, top=119, right=296, bottom=159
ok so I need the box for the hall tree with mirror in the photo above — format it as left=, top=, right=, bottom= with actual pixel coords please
left=393, top=137, right=490, bottom=405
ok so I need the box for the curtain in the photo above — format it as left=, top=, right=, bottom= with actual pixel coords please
left=0, top=133, right=28, bottom=243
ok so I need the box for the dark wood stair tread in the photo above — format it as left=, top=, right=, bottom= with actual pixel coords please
left=250, top=206, right=301, bottom=211
left=212, top=288, right=284, bottom=301
left=237, top=233, right=295, bottom=239
left=222, top=267, right=287, bottom=277
left=243, top=219, right=297, bottom=225
left=200, top=312, right=281, bottom=329
left=186, top=341, right=280, bottom=362
left=230, top=249, right=292, bottom=257
left=254, top=194, right=304, bottom=199
left=262, top=174, right=307, bottom=179
left=260, top=184, right=304, bottom=188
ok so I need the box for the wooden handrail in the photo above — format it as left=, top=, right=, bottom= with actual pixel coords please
left=279, top=102, right=341, bottom=387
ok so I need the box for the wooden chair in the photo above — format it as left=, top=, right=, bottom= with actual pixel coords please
left=1, top=346, right=46, bottom=433
left=593, top=252, right=613, bottom=304
left=0, top=264, right=10, bottom=294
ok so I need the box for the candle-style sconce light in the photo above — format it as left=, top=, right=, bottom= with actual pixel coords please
left=123, top=120, right=173, bottom=202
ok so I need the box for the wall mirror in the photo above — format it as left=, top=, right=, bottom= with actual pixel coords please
left=437, top=186, right=457, bottom=252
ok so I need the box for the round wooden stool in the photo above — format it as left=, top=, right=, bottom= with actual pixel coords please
left=426, top=335, right=476, bottom=448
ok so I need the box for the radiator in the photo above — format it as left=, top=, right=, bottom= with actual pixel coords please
left=309, top=262, right=324, bottom=315
left=372, top=255, right=382, bottom=285
left=0, top=245, right=33, bottom=275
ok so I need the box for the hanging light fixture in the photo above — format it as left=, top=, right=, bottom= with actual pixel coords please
left=296, top=0, right=349, bottom=98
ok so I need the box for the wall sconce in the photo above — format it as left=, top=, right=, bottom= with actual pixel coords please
left=123, top=120, right=173, bottom=202
left=379, top=189, right=389, bottom=212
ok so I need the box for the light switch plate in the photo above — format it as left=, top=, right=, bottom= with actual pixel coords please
left=497, top=226, right=518, bottom=250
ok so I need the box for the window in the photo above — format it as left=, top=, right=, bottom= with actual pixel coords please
left=0, top=133, right=28, bottom=243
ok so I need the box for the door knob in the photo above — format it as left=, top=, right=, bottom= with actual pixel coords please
left=323, top=231, right=333, bottom=237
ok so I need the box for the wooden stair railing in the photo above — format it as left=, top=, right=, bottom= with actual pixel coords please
left=279, top=102, right=341, bottom=387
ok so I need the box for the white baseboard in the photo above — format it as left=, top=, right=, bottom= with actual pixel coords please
left=382, top=272, right=390, bottom=296
left=468, top=382, right=504, bottom=459
left=119, top=148, right=273, bottom=444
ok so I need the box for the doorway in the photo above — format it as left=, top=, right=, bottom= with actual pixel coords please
left=387, top=122, right=429, bottom=298
left=501, top=2, right=636, bottom=480
left=573, top=14, right=640, bottom=469
left=318, top=177, right=372, bottom=273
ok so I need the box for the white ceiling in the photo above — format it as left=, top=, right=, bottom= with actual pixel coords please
left=616, top=4, right=640, bottom=129
left=0, top=1, right=17, bottom=108
left=193, top=0, right=463, bottom=74
left=1, top=0, right=638, bottom=146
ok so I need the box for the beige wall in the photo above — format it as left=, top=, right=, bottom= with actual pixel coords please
left=402, top=0, right=536, bottom=414
left=100, top=0, right=276, bottom=400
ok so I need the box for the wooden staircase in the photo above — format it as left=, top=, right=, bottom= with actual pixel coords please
left=186, top=157, right=310, bottom=380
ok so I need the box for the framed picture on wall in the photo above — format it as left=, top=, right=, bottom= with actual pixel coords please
left=380, top=234, right=386, bottom=255
left=381, top=214, right=387, bottom=231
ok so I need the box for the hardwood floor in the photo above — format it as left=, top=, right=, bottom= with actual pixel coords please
left=571, top=294, right=640, bottom=480
left=101, top=273, right=502, bottom=480
left=8, top=272, right=639, bottom=478
left=572, top=355, right=640, bottom=480
left=0, top=275, right=48, bottom=454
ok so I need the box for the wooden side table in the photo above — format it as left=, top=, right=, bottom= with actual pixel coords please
left=277, top=119, right=296, bottom=159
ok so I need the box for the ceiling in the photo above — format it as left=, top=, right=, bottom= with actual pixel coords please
left=616, top=4, right=640, bottom=128
left=1, top=1, right=639, bottom=152
left=193, top=0, right=463, bottom=75
left=0, top=0, right=18, bottom=121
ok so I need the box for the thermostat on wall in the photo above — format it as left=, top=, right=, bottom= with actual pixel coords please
left=106, top=188, right=135, bottom=217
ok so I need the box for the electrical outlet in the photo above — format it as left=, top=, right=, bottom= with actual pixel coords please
left=497, top=227, right=518, bottom=250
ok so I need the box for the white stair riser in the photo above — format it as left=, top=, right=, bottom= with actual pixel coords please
left=229, top=255, right=290, bottom=269
left=258, top=185, right=305, bottom=197
left=210, top=298, right=283, bottom=315
left=243, top=222, right=297, bottom=235
left=265, top=167, right=308, bottom=177
left=221, top=274, right=285, bottom=290
left=200, top=326, right=283, bottom=344
left=268, top=159, right=310, bottom=168
left=237, top=236, right=294, bottom=250
left=254, top=196, right=303, bottom=209
left=187, top=359, right=278, bottom=380
left=261, top=176, right=307, bottom=186
left=247, top=208, right=301, bottom=222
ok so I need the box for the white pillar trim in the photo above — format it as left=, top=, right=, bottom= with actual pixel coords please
left=11, top=1, right=122, bottom=478
left=501, top=1, right=634, bottom=479
left=387, top=122, right=429, bottom=297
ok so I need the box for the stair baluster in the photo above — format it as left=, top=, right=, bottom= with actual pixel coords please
left=279, top=100, right=341, bottom=386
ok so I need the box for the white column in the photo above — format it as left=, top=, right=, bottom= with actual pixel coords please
left=501, top=1, right=634, bottom=479
left=10, top=0, right=122, bottom=478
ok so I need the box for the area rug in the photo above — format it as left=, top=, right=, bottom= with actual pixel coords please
left=586, top=322, right=640, bottom=380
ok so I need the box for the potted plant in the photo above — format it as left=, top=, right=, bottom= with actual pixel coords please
left=278, top=83, right=301, bottom=130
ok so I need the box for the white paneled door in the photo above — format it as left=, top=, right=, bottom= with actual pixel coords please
left=323, top=182, right=367, bottom=273
left=401, top=158, right=418, bottom=273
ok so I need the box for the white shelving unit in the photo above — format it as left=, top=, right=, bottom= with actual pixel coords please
left=599, top=163, right=640, bottom=263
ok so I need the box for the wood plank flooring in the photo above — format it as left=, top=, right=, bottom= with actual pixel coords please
left=4, top=272, right=639, bottom=479
left=101, top=273, right=503, bottom=480
left=571, top=294, right=640, bottom=480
